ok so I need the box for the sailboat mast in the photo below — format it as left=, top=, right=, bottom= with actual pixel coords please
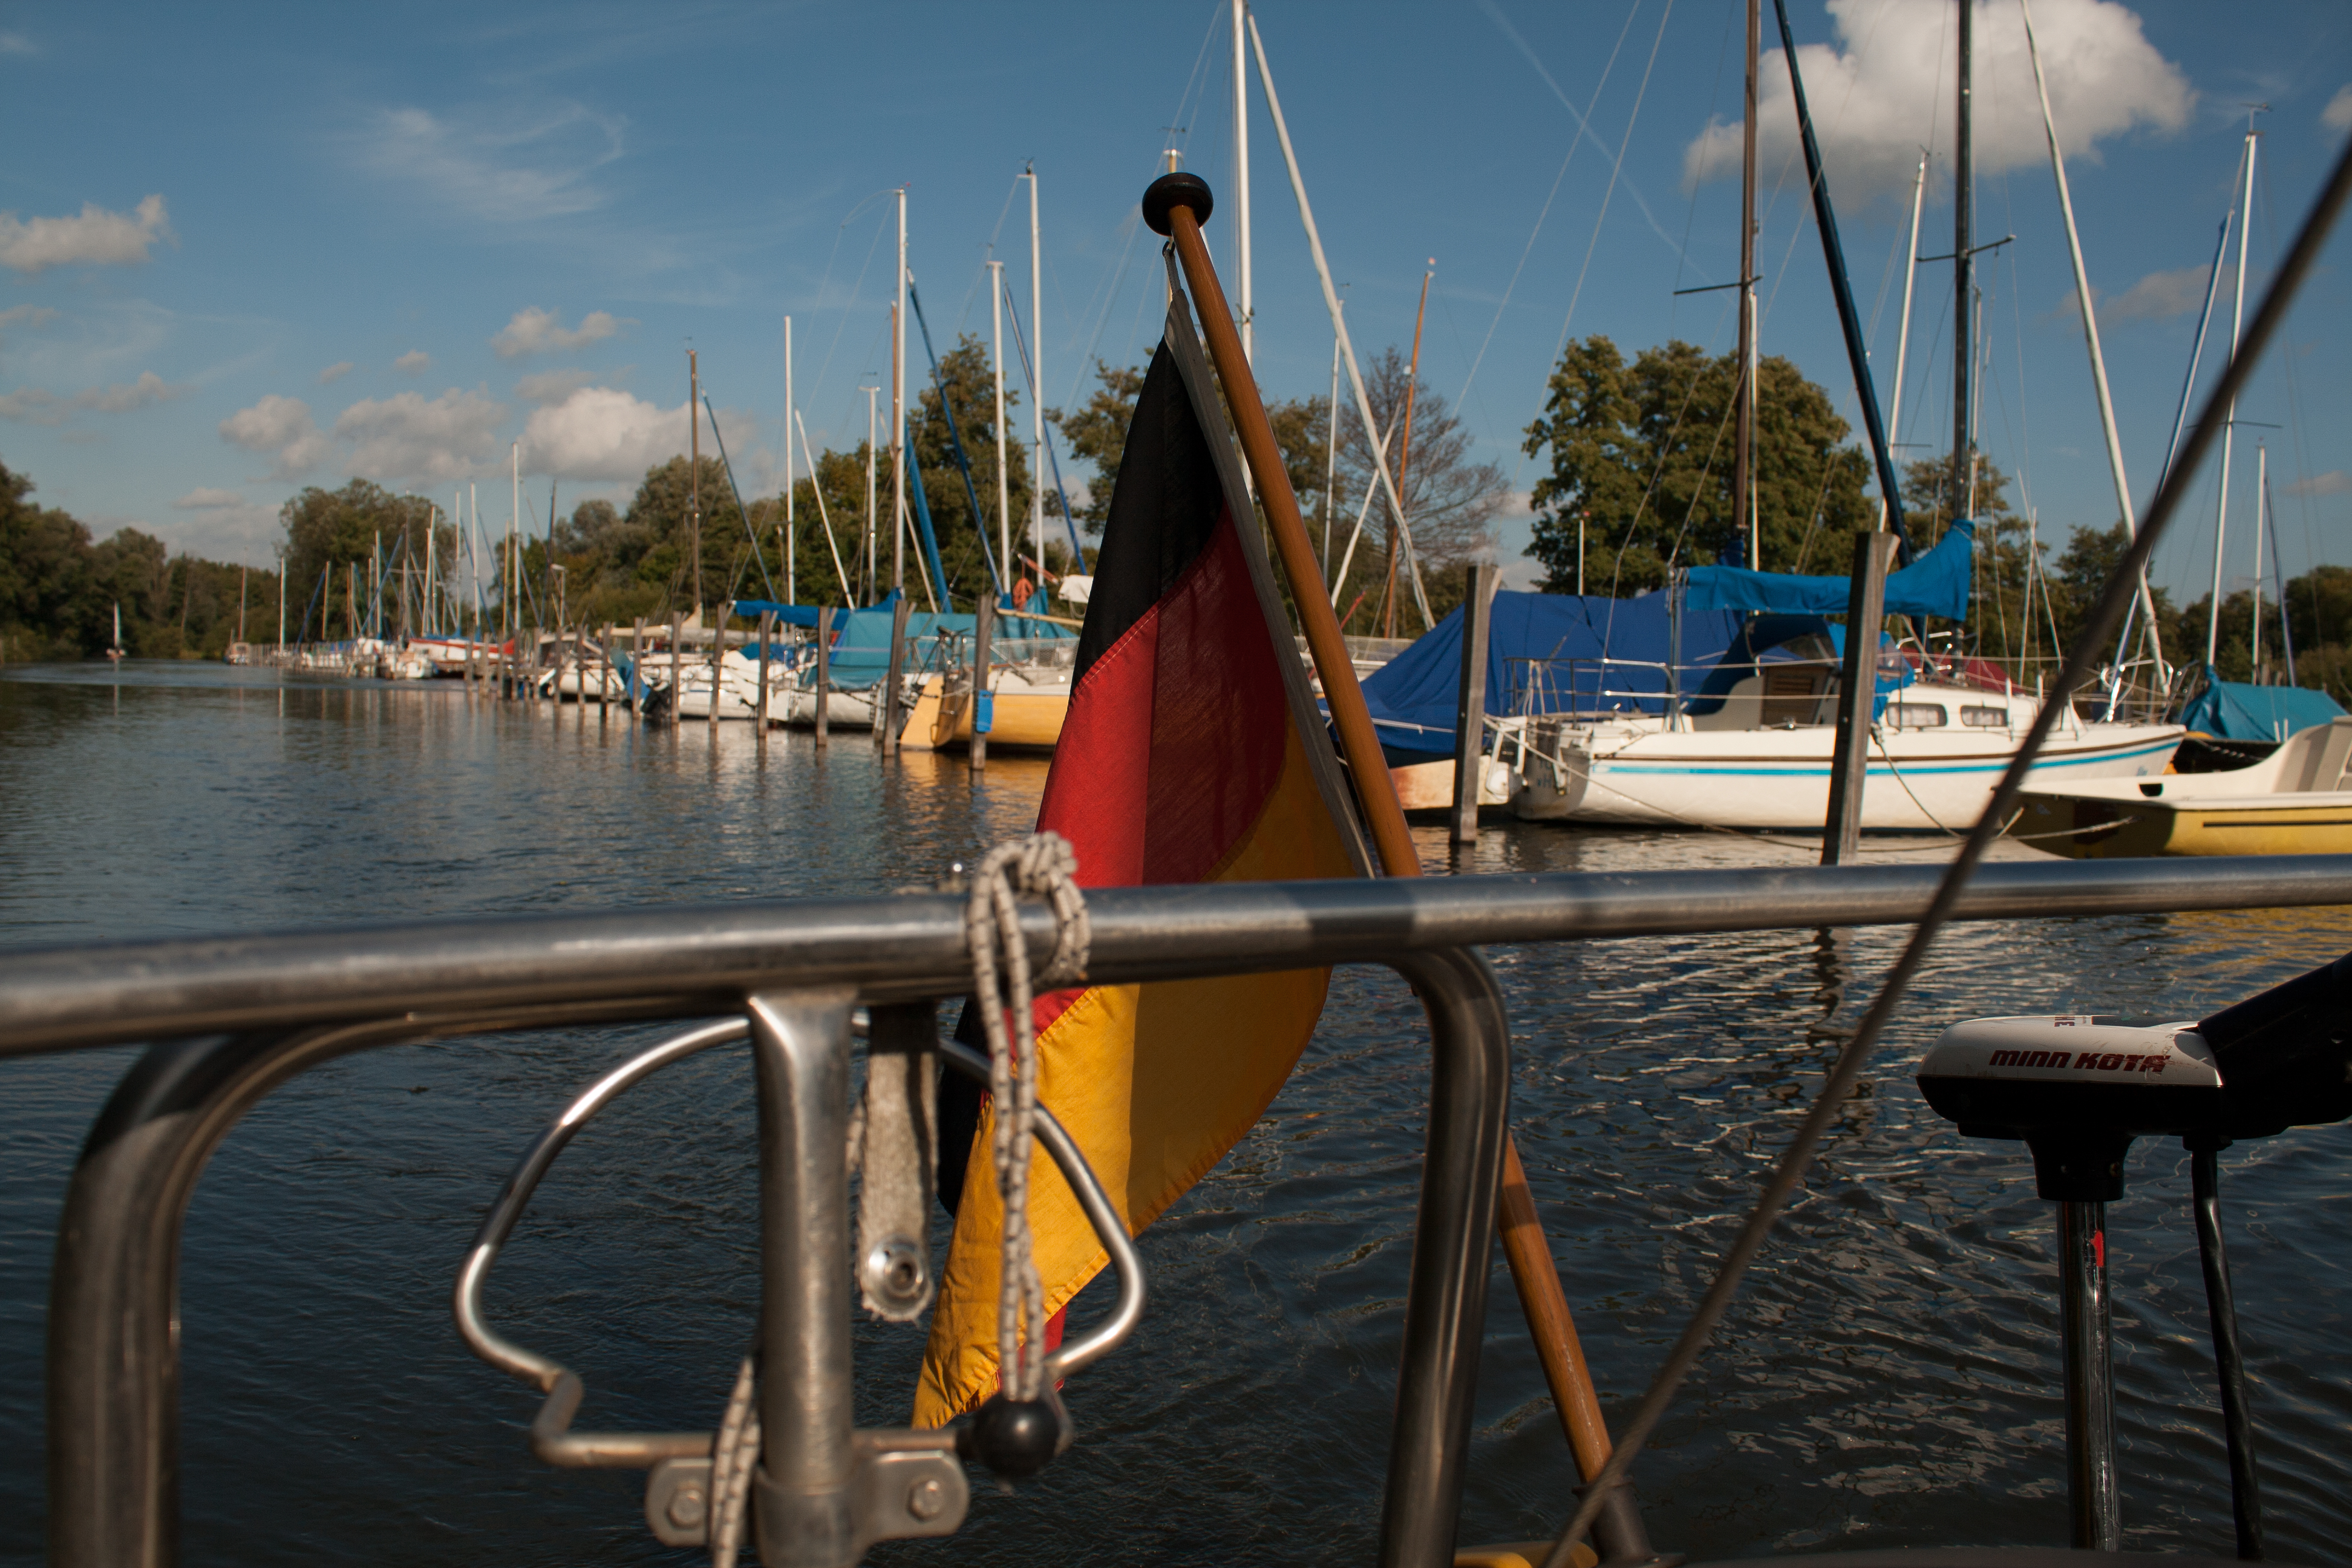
left=1735, top=0, right=1760, bottom=567
left=1950, top=0, right=1972, bottom=532
left=2252, top=443, right=2266, bottom=673
left=784, top=315, right=795, bottom=608
left=893, top=187, right=907, bottom=598
left=1233, top=0, right=1252, bottom=364
left=1027, top=165, right=1044, bottom=569
left=990, top=258, right=1011, bottom=596
left=1324, top=305, right=1343, bottom=585
left=688, top=349, right=702, bottom=617
left=2022, top=0, right=2165, bottom=682
left=1886, top=152, right=1927, bottom=526
left=864, top=385, right=880, bottom=603
left=2207, top=122, right=2258, bottom=668
left=1382, top=264, right=1434, bottom=639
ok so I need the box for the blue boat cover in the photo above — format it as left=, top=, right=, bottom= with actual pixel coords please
left=1358, top=591, right=1758, bottom=761
left=2178, top=667, right=2347, bottom=742
left=1684, top=518, right=1976, bottom=619
left=729, top=591, right=1070, bottom=690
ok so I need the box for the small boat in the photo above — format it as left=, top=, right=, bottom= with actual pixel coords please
left=2012, top=716, right=2352, bottom=857
left=106, top=603, right=126, bottom=664
left=656, top=647, right=793, bottom=721
left=900, top=648, right=1073, bottom=753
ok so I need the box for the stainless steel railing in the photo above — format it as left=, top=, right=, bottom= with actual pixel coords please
left=13, top=855, right=2352, bottom=1567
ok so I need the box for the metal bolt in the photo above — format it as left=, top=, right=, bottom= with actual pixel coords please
left=667, top=1481, right=708, bottom=1530
left=906, top=1477, right=946, bottom=1521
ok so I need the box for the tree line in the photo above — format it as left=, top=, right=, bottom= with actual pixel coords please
left=1, top=461, right=279, bottom=661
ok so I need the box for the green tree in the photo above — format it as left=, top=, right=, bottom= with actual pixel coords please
left=908, top=334, right=1034, bottom=609
left=1521, top=336, right=1873, bottom=594
left=278, top=479, right=440, bottom=636
left=1050, top=360, right=1147, bottom=532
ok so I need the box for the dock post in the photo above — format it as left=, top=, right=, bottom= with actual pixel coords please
left=668, top=613, right=683, bottom=731
left=756, top=611, right=773, bottom=748
left=631, top=618, right=647, bottom=716
left=813, top=606, right=832, bottom=750
left=1821, top=530, right=1898, bottom=865
left=1451, top=562, right=1497, bottom=844
left=970, top=596, right=993, bottom=772
left=599, top=622, right=612, bottom=725
left=710, top=603, right=725, bottom=733
left=880, top=596, right=911, bottom=756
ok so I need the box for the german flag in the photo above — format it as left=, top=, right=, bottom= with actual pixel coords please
left=913, top=279, right=1371, bottom=1426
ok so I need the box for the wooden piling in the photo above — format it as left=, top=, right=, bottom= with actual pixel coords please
left=970, top=596, right=993, bottom=771
left=668, top=613, right=683, bottom=730
left=814, top=606, right=832, bottom=749
left=1451, top=561, right=1497, bottom=843
left=1821, top=530, right=1898, bottom=865
left=756, top=610, right=773, bottom=746
left=709, top=603, right=724, bottom=733
left=880, top=596, right=912, bottom=756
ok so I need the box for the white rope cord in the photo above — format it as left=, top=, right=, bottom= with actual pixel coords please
left=708, top=1354, right=759, bottom=1568
left=964, top=833, right=1089, bottom=1402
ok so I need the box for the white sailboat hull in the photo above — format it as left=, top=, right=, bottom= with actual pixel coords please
left=1512, top=715, right=2181, bottom=831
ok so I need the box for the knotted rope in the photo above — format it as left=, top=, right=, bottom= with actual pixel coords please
left=964, top=833, right=1089, bottom=1401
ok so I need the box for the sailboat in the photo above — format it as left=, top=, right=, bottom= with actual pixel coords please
left=1431, top=0, right=2182, bottom=832
left=105, top=603, right=126, bottom=665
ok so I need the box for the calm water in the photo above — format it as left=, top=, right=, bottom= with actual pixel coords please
left=2, top=662, right=2347, bottom=1566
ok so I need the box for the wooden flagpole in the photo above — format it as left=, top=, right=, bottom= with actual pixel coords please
left=1147, top=172, right=1633, bottom=1509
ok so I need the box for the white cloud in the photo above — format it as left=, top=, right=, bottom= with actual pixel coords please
left=0, top=32, right=34, bottom=55
left=174, top=486, right=245, bottom=509
left=0, top=302, right=57, bottom=352
left=332, top=387, right=507, bottom=483
left=2100, top=262, right=2228, bottom=322
left=0, top=194, right=174, bottom=275
left=220, top=393, right=333, bottom=477
left=515, top=367, right=595, bottom=403
left=77, top=370, right=186, bottom=413
left=521, top=385, right=710, bottom=481
left=394, top=349, right=432, bottom=374
left=318, top=360, right=354, bottom=384
left=357, top=105, right=622, bottom=222
left=0, top=369, right=188, bottom=424
left=2324, top=85, right=2352, bottom=134
left=2285, top=470, right=2351, bottom=498
left=492, top=306, right=627, bottom=358
left=1683, top=0, right=2193, bottom=203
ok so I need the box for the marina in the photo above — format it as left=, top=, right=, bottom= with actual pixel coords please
left=4, top=661, right=2351, bottom=1567
left=5, top=0, right=2352, bottom=1563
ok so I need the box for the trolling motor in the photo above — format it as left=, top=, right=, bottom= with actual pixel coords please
left=1917, top=951, right=2352, bottom=1558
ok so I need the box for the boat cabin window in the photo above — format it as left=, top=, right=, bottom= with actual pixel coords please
left=1884, top=702, right=1948, bottom=728
left=1959, top=705, right=2011, bottom=727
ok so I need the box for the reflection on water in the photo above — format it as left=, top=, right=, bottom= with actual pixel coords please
left=2, top=663, right=2347, bottom=1564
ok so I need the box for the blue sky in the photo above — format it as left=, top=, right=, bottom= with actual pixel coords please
left=4, top=0, right=2348, bottom=614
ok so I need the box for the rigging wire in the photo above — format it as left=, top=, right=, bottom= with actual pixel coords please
left=1534, top=136, right=2352, bottom=1568
left=1455, top=0, right=1643, bottom=418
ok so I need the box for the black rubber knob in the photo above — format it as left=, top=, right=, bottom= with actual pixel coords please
left=962, top=1393, right=1071, bottom=1478
left=1143, top=172, right=1214, bottom=236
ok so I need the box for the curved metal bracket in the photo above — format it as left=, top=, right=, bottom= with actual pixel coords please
left=451, top=1016, right=1145, bottom=1469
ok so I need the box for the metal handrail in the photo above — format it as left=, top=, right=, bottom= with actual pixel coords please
left=23, top=857, right=2352, bottom=1567
left=8, top=858, right=2352, bottom=1057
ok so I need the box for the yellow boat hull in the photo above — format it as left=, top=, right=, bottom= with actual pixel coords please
left=899, top=673, right=1069, bottom=753
left=2014, top=790, right=2352, bottom=858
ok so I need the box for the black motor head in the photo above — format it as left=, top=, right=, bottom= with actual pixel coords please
left=2195, top=949, right=2352, bottom=1138
left=1143, top=172, right=1214, bottom=237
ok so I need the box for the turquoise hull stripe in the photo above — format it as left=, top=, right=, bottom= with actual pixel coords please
left=1595, top=738, right=2177, bottom=781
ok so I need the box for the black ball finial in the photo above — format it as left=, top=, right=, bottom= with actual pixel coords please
left=1143, top=172, right=1214, bottom=237
left=961, top=1392, right=1073, bottom=1478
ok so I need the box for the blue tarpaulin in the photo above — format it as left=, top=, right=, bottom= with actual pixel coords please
left=2178, top=668, right=2347, bottom=743
left=727, top=591, right=1070, bottom=689
left=1684, top=519, right=1976, bottom=619
left=1357, top=591, right=1760, bottom=762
